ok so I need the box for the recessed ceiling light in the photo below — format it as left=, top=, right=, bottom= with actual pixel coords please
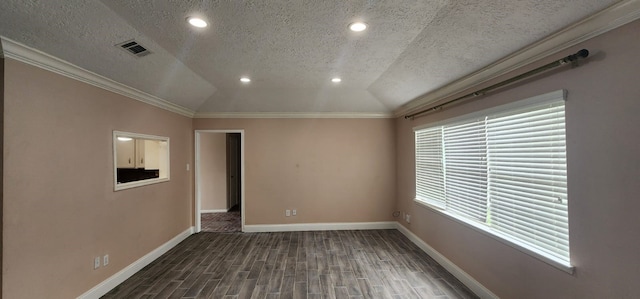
left=240, top=77, right=251, bottom=83
left=349, top=22, right=367, bottom=32
left=331, top=78, right=342, bottom=83
left=187, top=17, right=208, bottom=28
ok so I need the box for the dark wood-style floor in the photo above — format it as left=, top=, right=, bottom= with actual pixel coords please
left=201, top=212, right=241, bottom=233
left=102, top=230, right=478, bottom=299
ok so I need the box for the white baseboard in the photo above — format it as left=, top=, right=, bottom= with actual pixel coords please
left=76, top=222, right=494, bottom=298
left=77, top=226, right=195, bottom=299
left=200, top=209, right=228, bottom=213
left=243, top=221, right=397, bottom=233
left=395, top=223, right=498, bottom=299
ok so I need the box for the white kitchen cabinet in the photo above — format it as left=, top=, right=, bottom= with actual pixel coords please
left=116, top=138, right=146, bottom=168
left=116, top=138, right=135, bottom=168
left=135, top=139, right=145, bottom=168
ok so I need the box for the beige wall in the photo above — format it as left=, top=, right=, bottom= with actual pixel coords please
left=199, top=133, right=227, bottom=210
left=2, top=60, right=193, bottom=298
left=396, top=20, right=640, bottom=298
left=193, top=118, right=397, bottom=224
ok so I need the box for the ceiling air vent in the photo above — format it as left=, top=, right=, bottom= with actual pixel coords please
left=116, top=39, right=151, bottom=58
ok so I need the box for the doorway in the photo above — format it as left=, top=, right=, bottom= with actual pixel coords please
left=195, top=130, right=245, bottom=233
left=227, top=133, right=241, bottom=212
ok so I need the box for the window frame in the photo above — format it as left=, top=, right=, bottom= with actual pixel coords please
left=413, top=90, right=574, bottom=274
left=113, top=131, right=171, bottom=191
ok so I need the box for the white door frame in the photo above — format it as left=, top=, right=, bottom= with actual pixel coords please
left=195, top=130, right=245, bottom=233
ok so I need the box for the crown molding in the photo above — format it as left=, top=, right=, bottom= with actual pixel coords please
left=0, top=37, right=393, bottom=120
left=194, top=112, right=394, bottom=119
left=394, top=0, right=640, bottom=118
left=0, top=36, right=196, bottom=118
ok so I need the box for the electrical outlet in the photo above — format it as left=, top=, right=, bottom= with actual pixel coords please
left=94, top=256, right=101, bottom=270
left=406, top=214, right=411, bottom=223
left=285, top=209, right=291, bottom=217
left=103, top=254, right=109, bottom=267
left=292, top=209, right=297, bottom=216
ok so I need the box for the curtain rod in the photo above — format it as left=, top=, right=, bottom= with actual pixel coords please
left=404, top=49, right=590, bottom=120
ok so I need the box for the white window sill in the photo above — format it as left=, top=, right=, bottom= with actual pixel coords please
left=413, top=199, right=575, bottom=275
left=115, top=177, right=169, bottom=191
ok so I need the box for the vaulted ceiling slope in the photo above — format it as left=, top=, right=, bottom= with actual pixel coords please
left=0, top=0, right=620, bottom=115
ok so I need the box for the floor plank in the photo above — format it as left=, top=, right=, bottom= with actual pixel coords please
left=101, top=230, right=478, bottom=299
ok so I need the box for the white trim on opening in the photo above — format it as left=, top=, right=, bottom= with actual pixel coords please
left=195, top=130, right=246, bottom=233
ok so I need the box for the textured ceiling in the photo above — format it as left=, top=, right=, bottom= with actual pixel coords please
left=0, top=0, right=617, bottom=114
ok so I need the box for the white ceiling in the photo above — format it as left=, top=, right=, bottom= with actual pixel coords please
left=0, top=0, right=618, bottom=114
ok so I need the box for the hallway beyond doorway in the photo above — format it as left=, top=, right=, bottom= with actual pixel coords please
left=200, top=208, right=241, bottom=232
left=195, top=130, right=245, bottom=233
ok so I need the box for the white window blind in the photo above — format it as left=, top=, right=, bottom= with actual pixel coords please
left=414, top=91, right=570, bottom=267
left=443, top=119, right=487, bottom=222
left=415, top=127, right=445, bottom=208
